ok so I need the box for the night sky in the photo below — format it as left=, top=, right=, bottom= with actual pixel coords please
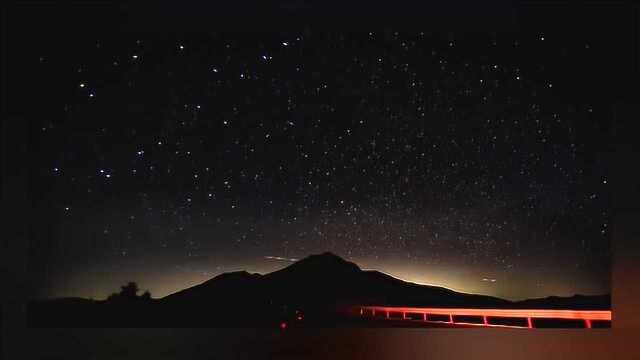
left=15, top=5, right=615, bottom=302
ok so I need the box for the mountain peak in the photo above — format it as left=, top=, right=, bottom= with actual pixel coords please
left=307, top=251, right=346, bottom=261
left=213, top=270, right=255, bottom=280
left=190, top=270, right=260, bottom=289
left=267, top=252, right=361, bottom=279
left=297, top=252, right=358, bottom=267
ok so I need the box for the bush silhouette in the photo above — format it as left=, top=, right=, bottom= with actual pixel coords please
left=107, top=282, right=152, bottom=302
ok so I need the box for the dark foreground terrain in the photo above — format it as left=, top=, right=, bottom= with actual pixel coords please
left=11, top=324, right=625, bottom=360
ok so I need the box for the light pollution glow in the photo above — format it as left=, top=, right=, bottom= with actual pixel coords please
left=46, top=253, right=608, bottom=302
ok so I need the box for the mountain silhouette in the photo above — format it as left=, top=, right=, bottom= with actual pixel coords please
left=512, top=294, right=610, bottom=310
left=28, top=252, right=610, bottom=327
left=164, top=252, right=510, bottom=307
left=165, top=252, right=610, bottom=307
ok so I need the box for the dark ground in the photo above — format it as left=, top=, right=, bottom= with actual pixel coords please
left=15, top=324, right=620, bottom=360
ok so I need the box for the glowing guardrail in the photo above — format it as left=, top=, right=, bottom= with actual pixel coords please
left=358, top=306, right=612, bottom=328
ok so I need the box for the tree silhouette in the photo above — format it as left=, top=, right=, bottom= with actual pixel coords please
left=107, top=282, right=152, bottom=302
left=120, top=282, right=139, bottom=300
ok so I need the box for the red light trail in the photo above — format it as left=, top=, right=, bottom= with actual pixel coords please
left=358, top=306, right=611, bottom=329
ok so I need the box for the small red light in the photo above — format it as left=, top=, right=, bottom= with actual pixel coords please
left=280, top=322, right=287, bottom=330
left=297, top=315, right=303, bottom=321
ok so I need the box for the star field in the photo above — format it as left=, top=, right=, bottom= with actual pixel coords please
left=27, top=30, right=610, bottom=300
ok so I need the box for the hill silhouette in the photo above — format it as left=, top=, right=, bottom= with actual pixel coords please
left=28, top=252, right=610, bottom=327
left=164, top=252, right=513, bottom=310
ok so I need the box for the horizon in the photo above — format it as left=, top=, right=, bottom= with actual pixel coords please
left=43, top=251, right=609, bottom=302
